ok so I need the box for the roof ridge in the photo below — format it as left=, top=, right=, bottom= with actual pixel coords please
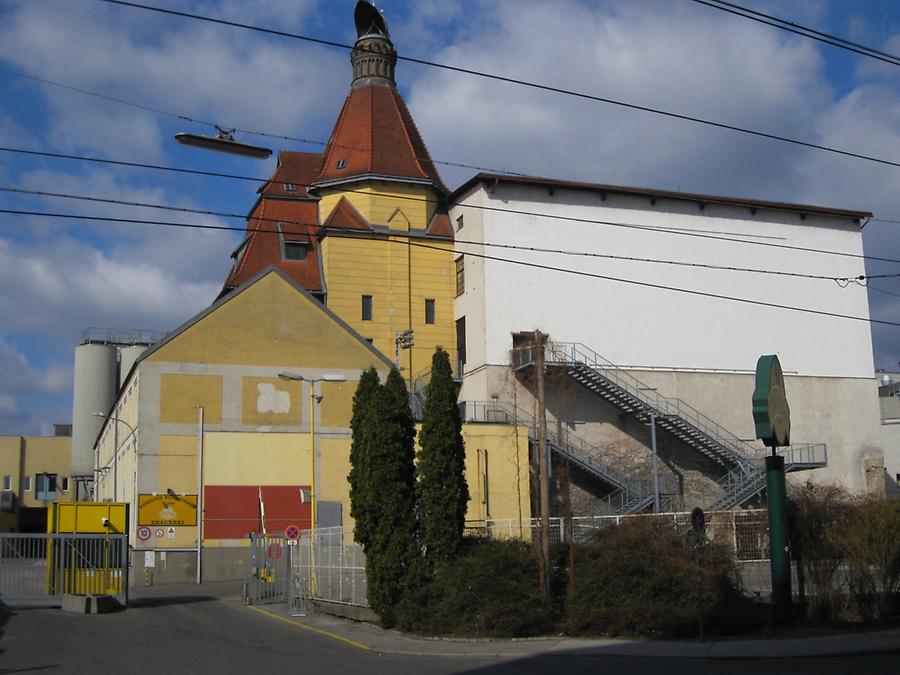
left=387, top=87, right=426, bottom=182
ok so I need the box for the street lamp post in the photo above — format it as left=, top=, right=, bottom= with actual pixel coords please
left=277, top=372, right=346, bottom=597
left=92, top=412, right=136, bottom=502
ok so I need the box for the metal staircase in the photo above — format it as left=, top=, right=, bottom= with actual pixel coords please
left=512, top=341, right=826, bottom=509
left=459, top=401, right=677, bottom=514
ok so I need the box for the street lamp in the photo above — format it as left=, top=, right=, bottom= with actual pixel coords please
left=174, top=126, right=272, bottom=159
left=278, top=372, right=346, bottom=597
left=276, top=373, right=346, bottom=530
left=92, top=412, right=137, bottom=502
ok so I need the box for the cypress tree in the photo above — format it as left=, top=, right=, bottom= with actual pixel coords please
left=365, top=367, right=421, bottom=625
left=417, top=347, right=469, bottom=563
left=348, top=367, right=380, bottom=550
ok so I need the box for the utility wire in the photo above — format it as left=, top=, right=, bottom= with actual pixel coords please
left=0, top=64, right=522, bottom=178
left=97, top=0, right=900, bottom=170
left=2, top=145, right=895, bottom=265
left=1, top=185, right=881, bottom=284
left=0, top=207, right=892, bottom=327
left=689, top=0, right=900, bottom=67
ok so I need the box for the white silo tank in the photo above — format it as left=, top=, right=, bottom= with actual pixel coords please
left=71, top=343, right=118, bottom=479
left=118, top=344, right=148, bottom=388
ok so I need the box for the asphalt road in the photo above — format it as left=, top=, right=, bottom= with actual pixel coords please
left=1, top=585, right=897, bottom=674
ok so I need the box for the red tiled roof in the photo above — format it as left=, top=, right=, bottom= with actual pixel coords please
left=260, top=151, right=324, bottom=197
left=220, top=197, right=323, bottom=295
left=324, top=196, right=371, bottom=231
left=426, top=209, right=453, bottom=238
left=314, top=84, right=448, bottom=193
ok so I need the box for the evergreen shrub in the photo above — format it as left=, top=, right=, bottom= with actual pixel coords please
left=565, top=518, right=753, bottom=637
left=397, top=537, right=557, bottom=637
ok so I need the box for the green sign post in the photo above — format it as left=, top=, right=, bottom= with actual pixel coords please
left=752, top=354, right=792, bottom=626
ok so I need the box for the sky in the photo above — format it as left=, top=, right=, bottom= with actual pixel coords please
left=0, top=0, right=899, bottom=435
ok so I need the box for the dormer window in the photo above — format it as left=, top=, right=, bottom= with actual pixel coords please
left=283, top=241, right=308, bottom=261
left=284, top=183, right=296, bottom=192
left=336, top=159, right=348, bottom=169
left=229, top=236, right=251, bottom=270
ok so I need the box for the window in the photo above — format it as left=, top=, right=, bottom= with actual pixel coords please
left=456, top=316, right=467, bottom=366
left=283, top=183, right=296, bottom=192
left=336, top=159, right=348, bottom=169
left=455, top=256, right=465, bottom=297
left=2, top=475, right=10, bottom=490
left=61, top=477, right=70, bottom=492
left=361, top=295, right=373, bottom=321
left=456, top=215, right=464, bottom=231
left=35, top=473, right=57, bottom=501
left=283, top=241, right=308, bottom=261
left=425, top=299, right=436, bottom=325
left=23, top=475, right=31, bottom=491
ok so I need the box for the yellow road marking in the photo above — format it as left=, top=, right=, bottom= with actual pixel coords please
left=245, top=605, right=371, bottom=651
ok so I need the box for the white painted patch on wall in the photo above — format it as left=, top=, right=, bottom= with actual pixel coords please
left=257, top=383, right=291, bottom=414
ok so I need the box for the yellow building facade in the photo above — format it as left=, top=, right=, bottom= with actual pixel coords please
left=92, top=268, right=530, bottom=582
left=0, top=433, right=74, bottom=532
left=318, top=183, right=457, bottom=382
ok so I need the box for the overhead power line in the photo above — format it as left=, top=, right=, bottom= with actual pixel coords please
left=1, top=145, right=894, bottom=265
left=689, top=0, right=900, bottom=67
left=1, top=185, right=882, bottom=285
left=96, top=0, right=900, bottom=170
left=0, top=206, right=891, bottom=327
left=0, top=65, right=521, bottom=179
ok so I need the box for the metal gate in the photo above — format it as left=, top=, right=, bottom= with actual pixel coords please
left=0, top=533, right=129, bottom=607
left=245, top=534, right=303, bottom=608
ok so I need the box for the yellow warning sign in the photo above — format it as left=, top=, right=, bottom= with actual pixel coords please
left=138, top=494, right=198, bottom=527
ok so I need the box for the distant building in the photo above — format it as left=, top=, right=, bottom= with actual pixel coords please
left=0, top=427, right=74, bottom=532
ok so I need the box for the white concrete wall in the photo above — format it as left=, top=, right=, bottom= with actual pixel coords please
left=453, top=183, right=873, bottom=379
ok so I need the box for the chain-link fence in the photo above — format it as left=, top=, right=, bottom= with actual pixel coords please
left=295, top=526, right=367, bottom=607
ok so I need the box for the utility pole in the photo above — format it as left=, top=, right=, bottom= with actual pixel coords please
left=533, top=330, right=551, bottom=596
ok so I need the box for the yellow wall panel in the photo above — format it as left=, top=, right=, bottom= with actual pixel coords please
left=157, top=435, right=199, bottom=493
left=160, top=374, right=222, bottom=424
left=242, top=377, right=301, bottom=427
left=319, top=382, right=354, bottom=428
left=146, top=273, right=389, bottom=372
left=319, top=437, right=352, bottom=527
left=457, top=424, right=531, bottom=526
left=202, top=432, right=310, bottom=486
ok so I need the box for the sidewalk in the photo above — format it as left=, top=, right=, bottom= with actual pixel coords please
left=249, top=603, right=900, bottom=660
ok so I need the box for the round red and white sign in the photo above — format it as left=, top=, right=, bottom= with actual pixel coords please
left=137, top=526, right=152, bottom=541
left=267, top=543, right=282, bottom=560
left=155, top=528, right=165, bottom=538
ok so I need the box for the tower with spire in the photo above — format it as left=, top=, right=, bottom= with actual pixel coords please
left=220, top=1, right=455, bottom=380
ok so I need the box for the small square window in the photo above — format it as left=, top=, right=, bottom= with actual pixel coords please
left=283, top=241, right=308, bottom=261
left=2, top=475, right=10, bottom=491
left=61, top=477, right=70, bottom=492
left=336, top=159, right=348, bottom=169
left=284, top=183, right=296, bottom=192
left=425, top=299, right=436, bottom=325
left=456, top=215, right=464, bottom=231
left=362, top=295, right=373, bottom=321
left=23, top=475, right=31, bottom=491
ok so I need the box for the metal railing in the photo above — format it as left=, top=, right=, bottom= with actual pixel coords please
left=0, top=533, right=128, bottom=607
left=460, top=400, right=677, bottom=514
left=513, top=341, right=827, bottom=507
left=295, top=526, right=367, bottom=608
left=468, top=509, right=771, bottom=562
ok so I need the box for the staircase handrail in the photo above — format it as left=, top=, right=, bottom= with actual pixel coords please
left=461, top=400, right=676, bottom=509
left=460, top=400, right=628, bottom=489
left=539, top=341, right=760, bottom=468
